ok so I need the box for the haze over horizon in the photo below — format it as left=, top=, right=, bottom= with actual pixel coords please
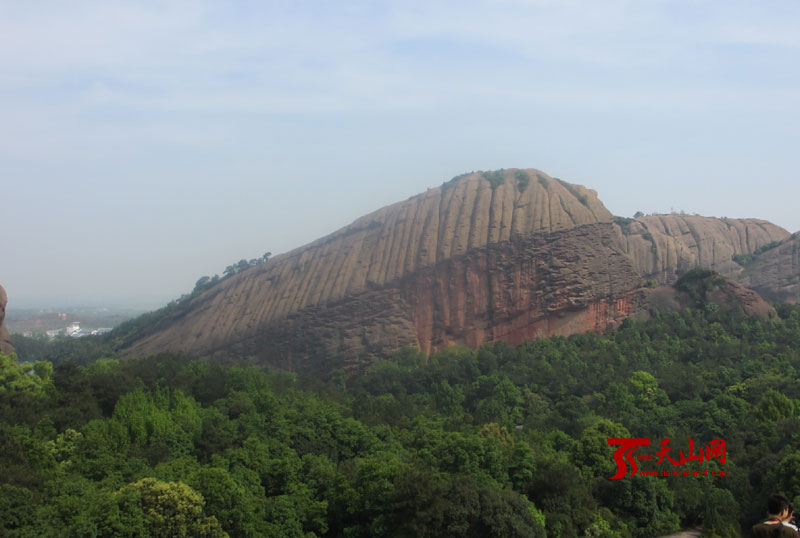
left=3, top=1, right=799, bottom=309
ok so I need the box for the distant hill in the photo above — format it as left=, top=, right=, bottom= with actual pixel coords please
left=5, top=309, right=136, bottom=336
left=119, top=169, right=795, bottom=374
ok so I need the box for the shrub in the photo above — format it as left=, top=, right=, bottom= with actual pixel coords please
left=515, top=170, right=530, bottom=192
left=482, top=170, right=506, bottom=190
left=555, top=178, right=589, bottom=207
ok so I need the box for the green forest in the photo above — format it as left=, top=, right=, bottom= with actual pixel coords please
left=5, top=301, right=800, bottom=537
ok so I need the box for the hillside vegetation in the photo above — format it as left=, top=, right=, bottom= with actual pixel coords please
left=4, top=303, right=800, bottom=536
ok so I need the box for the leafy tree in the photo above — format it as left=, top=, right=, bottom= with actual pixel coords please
left=595, top=476, right=679, bottom=538
left=116, top=478, right=228, bottom=538
left=573, top=418, right=630, bottom=479
left=189, top=466, right=262, bottom=537
left=0, top=353, right=53, bottom=399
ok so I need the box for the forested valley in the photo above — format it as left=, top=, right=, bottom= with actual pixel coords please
left=5, top=302, right=800, bottom=537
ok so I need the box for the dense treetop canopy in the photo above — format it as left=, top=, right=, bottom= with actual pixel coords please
left=4, top=302, right=800, bottom=536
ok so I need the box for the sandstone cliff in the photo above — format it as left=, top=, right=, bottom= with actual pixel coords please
left=738, top=233, right=800, bottom=303
left=0, top=284, right=14, bottom=356
left=124, top=170, right=641, bottom=372
left=642, top=273, right=776, bottom=320
left=122, top=169, right=797, bottom=374
left=613, top=215, right=789, bottom=284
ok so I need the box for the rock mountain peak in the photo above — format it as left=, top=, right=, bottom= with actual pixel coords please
left=123, top=169, right=795, bottom=374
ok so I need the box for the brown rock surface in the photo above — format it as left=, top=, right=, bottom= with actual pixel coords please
left=400, top=223, right=642, bottom=355
left=642, top=280, right=775, bottom=320
left=712, top=280, right=776, bottom=319
left=123, top=170, right=638, bottom=373
left=0, top=284, right=14, bottom=356
left=613, top=215, right=789, bottom=284
left=739, top=232, right=800, bottom=303
left=121, top=169, right=795, bottom=374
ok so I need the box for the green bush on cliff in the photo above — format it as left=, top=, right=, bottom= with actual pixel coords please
left=613, top=216, right=634, bottom=235
left=483, top=169, right=506, bottom=190
left=515, top=170, right=531, bottom=192
left=733, top=241, right=781, bottom=267
left=554, top=178, right=589, bottom=207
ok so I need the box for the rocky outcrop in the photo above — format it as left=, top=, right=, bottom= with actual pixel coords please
left=0, top=284, right=14, bottom=356
left=227, top=222, right=643, bottom=374
left=738, top=233, right=800, bottom=303
left=712, top=280, right=776, bottom=319
left=123, top=170, right=640, bottom=373
left=121, top=169, right=797, bottom=375
left=400, top=223, right=642, bottom=354
left=613, top=215, right=789, bottom=284
left=642, top=279, right=775, bottom=320
left=613, top=214, right=799, bottom=302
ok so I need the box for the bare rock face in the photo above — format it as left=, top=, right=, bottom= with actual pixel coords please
left=712, top=280, right=776, bottom=319
left=613, top=215, right=789, bottom=284
left=0, top=284, right=14, bottom=356
left=642, top=279, right=776, bottom=320
left=122, top=169, right=796, bottom=375
left=123, top=170, right=640, bottom=373
left=399, top=223, right=642, bottom=355
left=739, top=233, right=800, bottom=303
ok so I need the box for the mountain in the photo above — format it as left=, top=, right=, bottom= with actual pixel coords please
left=121, top=169, right=794, bottom=374
left=737, top=232, right=800, bottom=303
left=612, top=214, right=788, bottom=284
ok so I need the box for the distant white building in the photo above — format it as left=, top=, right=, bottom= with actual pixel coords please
left=65, top=322, right=81, bottom=336
left=46, top=321, right=113, bottom=339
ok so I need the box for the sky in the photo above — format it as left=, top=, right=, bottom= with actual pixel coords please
left=2, top=0, right=800, bottom=309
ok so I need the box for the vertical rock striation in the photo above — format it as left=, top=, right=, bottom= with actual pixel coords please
left=121, top=169, right=797, bottom=375
left=739, top=232, right=800, bottom=303
left=613, top=215, right=789, bottom=284
left=123, top=170, right=641, bottom=373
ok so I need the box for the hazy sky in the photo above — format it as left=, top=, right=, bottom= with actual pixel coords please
left=3, top=0, right=799, bottom=309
